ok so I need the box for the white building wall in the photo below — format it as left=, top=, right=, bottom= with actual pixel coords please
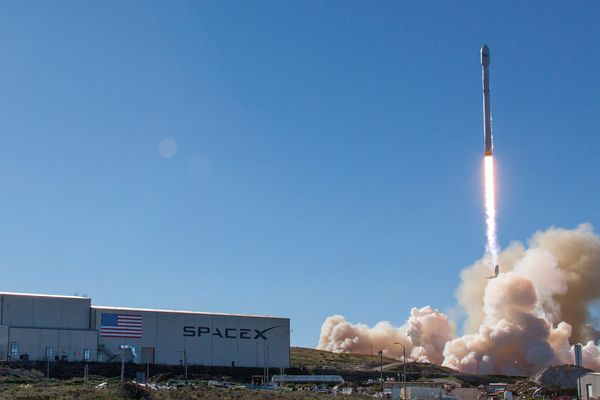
left=0, top=293, right=90, bottom=330
left=8, top=327, right=97, bottom=361
left=0, top=293, right=290, bottom=367
left=183, top=313, right=211, bottom=366
left=0, top=325, right=8, bottom=361
left=93, top=307, right=290, bottom=368
left=155, top=311, right=186, bottom=364
left=579, top=373, right=600, bottom=400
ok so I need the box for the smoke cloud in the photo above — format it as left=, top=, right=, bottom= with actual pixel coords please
left=317, top=224, right=600, bottom=374
left=318, top=306, right=453, bottom=364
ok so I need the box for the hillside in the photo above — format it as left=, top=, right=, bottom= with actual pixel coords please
left=291, top=347, right=397, bottom=370
left=290, top=347, right=523, bottom=386
left=291, top=347, right=457, bottom=376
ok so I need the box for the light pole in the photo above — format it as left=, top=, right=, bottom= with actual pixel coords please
left=120, top=347, right=125, bottom=383
left=394, top=342, right=407, bottom=400
left=378, top=350, right=384, bottom=393
left=183, top=350, right=188, bottom=383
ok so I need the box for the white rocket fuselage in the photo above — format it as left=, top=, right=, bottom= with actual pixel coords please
left=481, top=45, right=493, bottom=156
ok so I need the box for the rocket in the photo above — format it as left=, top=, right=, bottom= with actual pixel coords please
left=481, top=45, right=493, bottom=156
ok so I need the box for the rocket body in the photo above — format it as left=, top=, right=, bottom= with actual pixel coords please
left=481, top=45, right=493, bottom=156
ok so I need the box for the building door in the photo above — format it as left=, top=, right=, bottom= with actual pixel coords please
left=141, top=347, right=155, bottom=364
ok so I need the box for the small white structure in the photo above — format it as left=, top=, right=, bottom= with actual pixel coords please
left=403, top=386, right=445, bottom=400
left=271, top=374, right=344, bottom=383
left=488, top=383, right=508, bottom=393
left=452, top=388, right=479, bottom=400
left=578, top=372, right=600, bottom=400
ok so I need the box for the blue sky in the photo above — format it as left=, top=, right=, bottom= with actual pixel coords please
left=0, top=1, right=598, bottom=347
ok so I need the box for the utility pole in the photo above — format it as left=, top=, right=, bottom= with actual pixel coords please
left=120, top=348, right=125, bottom=383
left=262, top=344, right=266, bottom=385
left=403, top=348, right=406, bottom=400
left=183, top=350, right=188, bottom=383
left=379, top=350, right=384, bottom=393
left=266, top=345, right=270, bottom=384
left=394, top=342, right=407, bottom=400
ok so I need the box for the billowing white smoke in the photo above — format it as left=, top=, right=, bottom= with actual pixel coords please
left=318, top=306, right=453, bottom=365
left=317, top=224, right=600, bottom=374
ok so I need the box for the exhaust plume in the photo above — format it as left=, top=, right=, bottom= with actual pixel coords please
left=318, top=306, right=453, bottom=364
left=317, top=224, right=600, bottom=374
left=484, top=156, right=499, bottom=267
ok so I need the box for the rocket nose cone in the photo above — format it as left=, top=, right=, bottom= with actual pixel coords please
left=481, top=45, right=490, bottom=65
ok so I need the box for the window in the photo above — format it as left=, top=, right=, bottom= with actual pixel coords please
left=46, top=347, right=53, bottom=359
left=587, top=384, right=593, bottom=399
left=83, top=349, right=90, bottom=362
left=9, top=342, right=18, bottom=358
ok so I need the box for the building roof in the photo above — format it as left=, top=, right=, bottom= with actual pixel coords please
left=91, top=305, right=288, bottom=320
left=0, top=291, right=90, bottom=300
left=0, top=292, right=287, bottom=319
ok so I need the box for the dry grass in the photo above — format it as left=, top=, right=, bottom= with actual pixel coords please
left=291, top=346, right=397, bottom=370
left=0, top=380, right=366, bottom=400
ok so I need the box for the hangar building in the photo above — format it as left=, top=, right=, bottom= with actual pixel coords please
left=0, top=292, right=290, bottom=368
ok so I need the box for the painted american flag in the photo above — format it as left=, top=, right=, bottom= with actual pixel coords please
left=100, top=313, right=143, bottom=338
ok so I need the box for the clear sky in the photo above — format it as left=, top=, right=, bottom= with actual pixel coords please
left=1, top=1, right=598, bottom=347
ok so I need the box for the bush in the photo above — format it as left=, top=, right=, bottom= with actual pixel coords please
left=118, top=381, right=152, bottom=400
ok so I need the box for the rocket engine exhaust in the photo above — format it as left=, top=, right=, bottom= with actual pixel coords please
left=484, top=156, right=499, bottom=266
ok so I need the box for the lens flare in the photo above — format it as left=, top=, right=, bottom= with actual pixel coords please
left=484, top=155, right=499, bottom=266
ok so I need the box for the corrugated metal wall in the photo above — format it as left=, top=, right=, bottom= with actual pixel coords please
left=0, top=293, right=97, bottom=362
left=0, top=293, right=90, bottom=329
left=0, top=293, right=290, bottom=367
left=93, top=307, right=290, bottom=368
left=0, top=325, right=8, bottom=361
left=8, top=328, right=97, bottom=362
